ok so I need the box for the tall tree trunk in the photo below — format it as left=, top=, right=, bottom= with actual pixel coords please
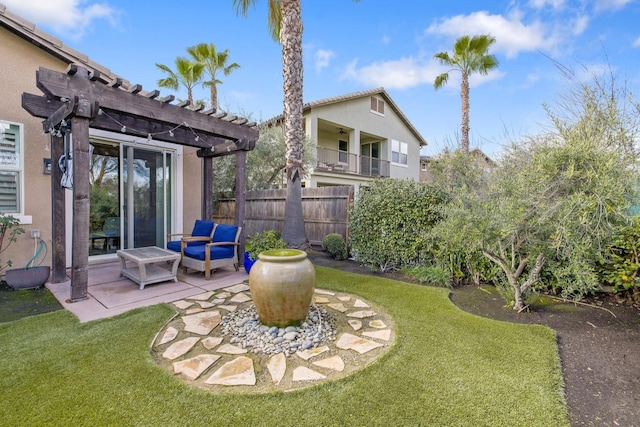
left=280, top=0, right=308, bottom=248
left=210, top=84, right=218, bottom=113
left=460, top=70, right=470, bottom=153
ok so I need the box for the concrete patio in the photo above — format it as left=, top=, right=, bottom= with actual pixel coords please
left=46, top=261, right=248, bottom=323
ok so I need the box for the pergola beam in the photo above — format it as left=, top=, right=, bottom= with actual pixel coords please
left=35, top=67, right=259, bottom=142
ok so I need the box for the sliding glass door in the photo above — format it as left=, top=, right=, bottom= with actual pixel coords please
left=89, top=141, right=172, bottom=256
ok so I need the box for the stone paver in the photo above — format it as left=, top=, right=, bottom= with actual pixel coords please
left=369, top=320, right=387, bottom=329
left=159, top=326, right=178, bottom=345
left=266, top=353, right=287, bottom=384
left=292, top=366, right=326, bottom=382
left=162, top=337, right=200, bottom=360
left=173, top=300, right=194, bottom=310
left=313, top=355, right=345, bottom=372
left=296, top=345, right=329, bottom=361
left=173, top=354, right=220, bottom=380
left=347, top=310, right=377, bottom=319
left=217, top=344, right=248, bottom=354
left=223, top=284, right=250, bottom=293
left=205, top=356, right=256, bottom=386
left=188, top=291, right=214, bottom=301
left=327, top=303, right=348, bottom=313
left=230, top=293, right=251, bottom=303
left=363, top=329, right=392, bottom=341
left=348, top=319, right=363, bottom=331
left=202, top=336, right=223, bottom=350
left=153, top=286, right=394, bottom=392
left=336, top=333, right=383, bottom=354
left=182, top=311, right=222, bottom=335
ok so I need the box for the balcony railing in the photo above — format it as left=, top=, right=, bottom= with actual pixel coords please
left=315, top=147, right=389, bottom=178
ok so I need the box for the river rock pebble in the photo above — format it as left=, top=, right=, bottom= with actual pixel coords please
left=220, top=304, right=337, bottom=356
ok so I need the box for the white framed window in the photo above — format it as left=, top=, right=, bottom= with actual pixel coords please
left=370, top=97, right=385, bottom=115
left=391, top=139, right=408, bottom=166
left=0, top=120, right=23, bottom=214
left=421, top=162, right=427, bottom=171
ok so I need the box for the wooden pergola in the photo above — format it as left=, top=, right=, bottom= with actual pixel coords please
left=22, top=65, right=259, bottom=302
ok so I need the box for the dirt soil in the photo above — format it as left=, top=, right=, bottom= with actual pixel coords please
left=307, top=249, right=640, bottom=427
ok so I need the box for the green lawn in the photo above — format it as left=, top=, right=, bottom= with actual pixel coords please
left=0, top=266, right=568, bottom=426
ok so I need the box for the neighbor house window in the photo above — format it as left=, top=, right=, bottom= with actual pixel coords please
left=392, top=139, right=408, bottom=166
left=0, top=121, right=23, bottom=213
left=370, top=97, right=385, bottom=115
left=338, top=140, right=348, bottom=163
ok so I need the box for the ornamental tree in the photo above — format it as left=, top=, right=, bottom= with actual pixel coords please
left=432, top=64, right=640, bottom=310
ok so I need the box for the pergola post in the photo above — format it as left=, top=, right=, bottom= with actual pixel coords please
left=235, top=150, right=247, bottom=262
left=202, top=156, right=213, bottom=220
left=50, top=132, right=67, bottom=283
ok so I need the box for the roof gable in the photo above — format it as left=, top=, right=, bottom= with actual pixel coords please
left=303, top=87, right=427, bottom=146
left=0, top=4, right=129, bottom=88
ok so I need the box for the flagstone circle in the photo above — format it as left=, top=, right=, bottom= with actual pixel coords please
left=151, top=284, right=395, bottom=393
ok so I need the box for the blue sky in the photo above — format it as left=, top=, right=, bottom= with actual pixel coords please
left=5, top=0, right=640, bottom=158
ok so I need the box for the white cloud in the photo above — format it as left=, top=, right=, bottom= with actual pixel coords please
left=2, top=0, right=118, bottom=39
left=381, top=35, right=391, bottom=45
left=426, top=10, right=558, bottom=58
left=572, top=15, right=589, bottom=35
left=314, top=49, right=335, bottom=73
left=529, top=0, right=565, bottom=9
left=594, top=0, right=635, bottom=12
left=633, top=36, right=640, bottom=47
left=574, top=62, right=616, bottom=82
left=340, top=57, right=434, bottom=89
left=339, top=56, right=504, bottom=90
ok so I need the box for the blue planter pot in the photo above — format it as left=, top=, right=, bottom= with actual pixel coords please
left=243, top=252, right=256, bottom=274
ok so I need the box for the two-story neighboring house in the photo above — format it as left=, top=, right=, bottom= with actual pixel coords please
left=272, top=88, right=427, bottom=189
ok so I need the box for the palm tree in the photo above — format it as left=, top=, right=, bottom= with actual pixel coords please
left=433, top=34, right=499, bottom=153
left=187, top=43, right=240, bottom=112
left=233, top=0, right=307, bottom=248
left=155, top=57, right=205, bottom=107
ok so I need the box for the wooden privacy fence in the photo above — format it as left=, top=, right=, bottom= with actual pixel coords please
left=213, top=186, right=354, bottom=246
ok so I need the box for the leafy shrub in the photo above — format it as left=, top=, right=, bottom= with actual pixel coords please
left=403, top=265, right=451, bottom=287
left=349, top=179, right=447, bottom=272
left=322, top=233, right=347, bottom=260
left=598, top=217, right=640, bottom=296
left=246, top=230, right=287, bottom=261
left=0, top=214, right=25, bottom=273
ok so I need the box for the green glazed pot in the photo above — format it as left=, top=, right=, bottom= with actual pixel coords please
left=248, top=249, right=316, bottom=327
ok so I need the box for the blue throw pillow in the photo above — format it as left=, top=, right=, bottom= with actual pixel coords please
left=193, top=220, right=215, bottom=237
left=212, top=224, right=238, bottom=243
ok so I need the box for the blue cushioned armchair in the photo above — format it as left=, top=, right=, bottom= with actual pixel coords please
left=166, top=220, right=215, bottom=253
left=180, top=224, right=242, bottom=279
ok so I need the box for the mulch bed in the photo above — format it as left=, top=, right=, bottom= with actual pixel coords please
left=307, top=249, right=640, bottom=427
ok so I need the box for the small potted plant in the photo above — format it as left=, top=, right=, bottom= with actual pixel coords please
left=244, top=230, right=287, bottom=274
left=0, top=213, right=51, bottom=290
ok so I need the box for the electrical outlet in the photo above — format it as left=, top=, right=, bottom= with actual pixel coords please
left=31, top=230, right=40, bottom=238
